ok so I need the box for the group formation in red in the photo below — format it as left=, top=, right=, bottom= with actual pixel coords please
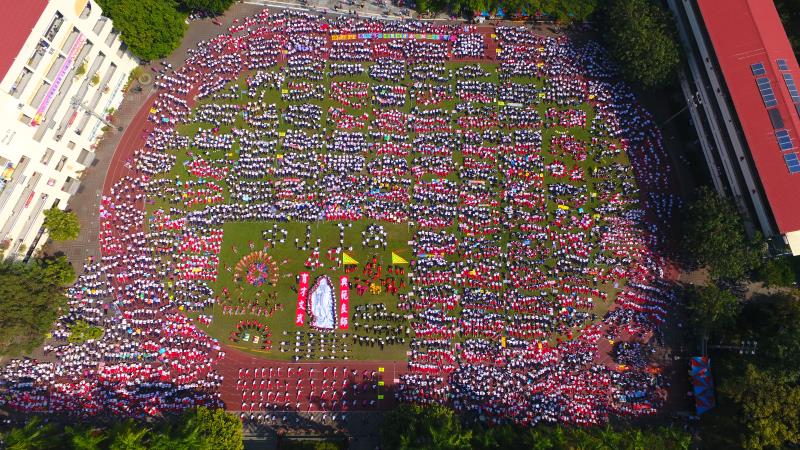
left=0, top=10, right=680, bottom=427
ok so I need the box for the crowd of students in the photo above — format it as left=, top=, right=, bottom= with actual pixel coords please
left=0, top=11, right=678, bottom=426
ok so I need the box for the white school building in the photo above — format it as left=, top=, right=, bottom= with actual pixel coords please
left=0, top=0, right=137, bottom=259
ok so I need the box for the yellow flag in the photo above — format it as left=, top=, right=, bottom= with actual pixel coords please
left=501, top=336, right=507, bottom=348
left=343, top=253, right=359, bottom=265
left=469, top=269, right=477, bottom=276
left=391, top=252, right=409, bottom=265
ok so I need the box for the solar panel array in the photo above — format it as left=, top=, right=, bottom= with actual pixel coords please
left=750, top=61, right=800, bottom=174
left=784, top=73, right=800, bottom=103
left=785, top=153, right=800, bottom=174
left=756, top=77, right=778, bottom=107
left=776, top=130, right=795, bottom=151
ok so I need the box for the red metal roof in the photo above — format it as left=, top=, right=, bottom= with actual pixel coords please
left=0, top=1, right=49, bottom=82
left=697, top=0, right=800, bottom=234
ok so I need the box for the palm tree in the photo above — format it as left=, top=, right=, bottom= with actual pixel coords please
left=149, top=416, right=205, bottom=450
left=597, top=424, right=623, bottom=450
left=658, top=426, right=692, bottom=450
left=65, top=425, right=106, bottom=450
left=108, top=420, right=149, bottom=450
left=4, top=416, right=58, bottom=450
left=626, top=428, right=649, bottom=450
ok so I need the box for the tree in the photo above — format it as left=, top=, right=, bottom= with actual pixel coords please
left=38, top=254, right=77, bottom=286
left=684, top=284, right=740, bottom=340
left=108, top=420, right=149, bottom=450
left=1, top=409, right=245, bottom=450
left=43, top=207, right=80, bottom=241
left=98, top=0, right=186, bottom=61
left=604, top=0, right=681, bottom=88
left=314, top=443, right=341, bottom=450
left=719, top=364, right=800, bottom=450
left=190, top=407, right=244, bottom=450
left=755, top=256, right=797, bottom=287
left=682, top=187, right=764, bottom=281
left=775, top=0, right=800, bottom=54
left=0, top=261, right=68, bottom=355
left=740, top=293, right=800, bottom=370
left=65, top=425, right=106, bottom=450
left=4, top=417, right=59, bottom=450
left=382, top=404, right=472, bottom=450
left=68, top=320, right=104, bottom=343
left=179, top=0, right=235, bottom=15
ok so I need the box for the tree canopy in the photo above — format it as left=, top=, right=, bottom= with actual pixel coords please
left=775, top=0, right=800, bottom=55
left=179, top=0, right=236, bottom=15
left=697, top=292, right=800, bottom=450
left=414, top=0, right=598, bottom=22
left=1, top=408, right=243, bottom=450
left=43, top=208, right=80, bottom=241
left=740, top=293, right=800, bottom=370
left=98, top=0, right=187, bottom=61
left=718, top=364, right=800, bottom=450
left=755, top=256, right=798, bottom=288
left=682, top=187, right=764, bottom=281
left=0, top=260, right=72, bottom=356
left=603, top=0, right=681, bottom=88
left=382, top=403, right=691, bottom=450
left=683, top=284, right=739, bottom=340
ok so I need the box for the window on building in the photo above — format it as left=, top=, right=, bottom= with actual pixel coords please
left=62, top=27, right=81, bottom=53
left=9, top=68, right=33, bottom=98
left=54, top=156, right=67, bottom=172
left=44, top=12, right=64, bottom=42
left=105, top=28, right=119, bottom=47
left=80, top=1, right=92, bottom=19
left=26, top=40, right=50, bottom=70
left=77, top=148, right=94, bottom=166
left=41, top=148, right=55, bottom=165
left=93, top=16, right=108, bottom=35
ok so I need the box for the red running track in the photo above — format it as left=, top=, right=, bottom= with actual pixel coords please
left=218, top=347, right=407, bottom=412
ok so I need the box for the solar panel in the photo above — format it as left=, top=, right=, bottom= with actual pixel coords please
left=783, top=73, right=800, bottom=103
left=784, top=153, right=800, bottom=173
left=756, top=77, right=778, bottom=107
left=776, top=130, right=794, bottom=150
left=751, top=63, right=766, bottom=75
left=777, top=59, right=789, bottom=71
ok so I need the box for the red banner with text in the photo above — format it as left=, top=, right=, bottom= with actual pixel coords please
left=339, top=276, right=350, bottom=330
left=295, top=272, right=310, bottom=326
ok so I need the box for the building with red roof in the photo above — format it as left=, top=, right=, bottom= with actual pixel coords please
left=0, top=0, right=49, bottom=83
left=668, top=0, right=800, bottom=255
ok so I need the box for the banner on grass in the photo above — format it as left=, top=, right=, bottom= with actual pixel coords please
left=339, top=276, right=350, bottom=330
left=295, top=272, right=310, bottom=326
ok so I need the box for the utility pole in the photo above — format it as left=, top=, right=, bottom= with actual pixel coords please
left=707, top=340, right=758, bottom=355
left=70, top=96, right=123, bottom=132
left=661, top=91, right=702, bottom=127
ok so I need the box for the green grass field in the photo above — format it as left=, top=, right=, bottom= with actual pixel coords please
left=149, top=58, right=632, bottom=361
